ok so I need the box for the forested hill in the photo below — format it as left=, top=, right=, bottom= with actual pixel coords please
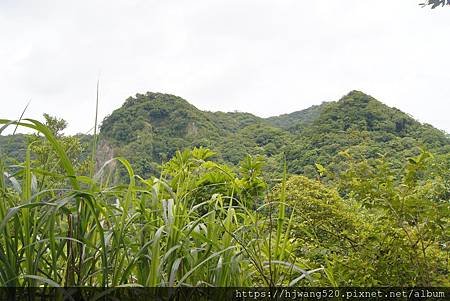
left=97, top=90, right=449, bottom=178
left=0, top=90, right=448, bottom=178
left=1, top=90, right=449, bottom=288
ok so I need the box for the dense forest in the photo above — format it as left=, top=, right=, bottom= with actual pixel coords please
left=0, top=90, right=449, bottom=289
left=98, top=90, right=449, bottom=179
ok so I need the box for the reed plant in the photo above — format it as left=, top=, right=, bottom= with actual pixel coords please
left=0, top=118, right=321, bottom=288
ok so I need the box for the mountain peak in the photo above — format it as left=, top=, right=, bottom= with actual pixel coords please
left=339, top=90, right=377, bottom=103
left=122, top=92, right=194, bottom=109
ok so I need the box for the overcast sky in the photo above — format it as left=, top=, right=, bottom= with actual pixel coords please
left=1, top=0, right=449, bottom=135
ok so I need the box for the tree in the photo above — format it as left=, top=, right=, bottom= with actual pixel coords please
left=42, top=113, right=68, bottom=137
left=420, top=0, right=450, bottom=8
left=28, top=114, right=89, bottom=179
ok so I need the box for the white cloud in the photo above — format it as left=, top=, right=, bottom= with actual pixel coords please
left=1, top=0, right=449, bottom=134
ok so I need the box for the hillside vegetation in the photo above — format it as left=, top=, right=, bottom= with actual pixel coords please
left=98, top=90, right=449, bottom=179
left=0, top=90, right=449, bottom=289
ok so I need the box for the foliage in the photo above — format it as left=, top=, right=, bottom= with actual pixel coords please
left=95, top=91, right=450, bottom=182
left=419, top=0, right=450, bottom=8
left=27, top=114, right=90, bottom=177
left=271, top=158, right=449, bottom=286
left=0, top=119, right=320, bottom=288
left=3, top=91, right=449, bottom=182
left=0, top=134, right=27, bottom=164
left=284, top=91, right=449, bottom=177
left=334, top=150, right=450, bottom=286
left=0, top=90, right=449, bottom=288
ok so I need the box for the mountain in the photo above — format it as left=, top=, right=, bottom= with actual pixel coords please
left=266, top=102, right=327, bottom=130
left=99, top=92, right=284, bottom=176
left=1, top=91, right=449, bottom=179
left=0, top=134, right=27, bottom=164
left=279, top=91, right=450, bottom=174
left=98, top=90, right=449, bottom=178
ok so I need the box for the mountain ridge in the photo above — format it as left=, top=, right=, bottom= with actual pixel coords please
left=1, top=90, right=448, bottom=178
left=96, top=90, right=449, bottom=178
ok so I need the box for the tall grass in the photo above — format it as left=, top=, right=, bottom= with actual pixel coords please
left=0, top=118, right=321, bottom=288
